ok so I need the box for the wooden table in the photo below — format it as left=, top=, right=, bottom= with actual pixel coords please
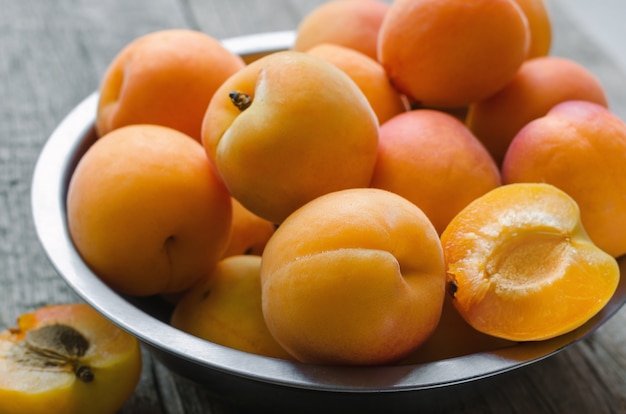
left=2, top=1, right=626, bottom=412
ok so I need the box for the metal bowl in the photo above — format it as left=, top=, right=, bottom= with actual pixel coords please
left=31, top=31, right=626, bottom=413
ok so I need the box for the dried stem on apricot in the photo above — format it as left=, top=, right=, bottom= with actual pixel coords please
left=229, top=91, right=252, bottom=111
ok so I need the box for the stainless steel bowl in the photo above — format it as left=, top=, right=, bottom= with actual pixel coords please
left=31, top=31, right=626, bottom=413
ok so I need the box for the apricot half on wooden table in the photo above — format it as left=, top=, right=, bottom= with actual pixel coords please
left=0, top=304, right=141, bottom=414
left=441, top=183, right=620, bottom=342
left=260, top=188, right=446, bottom=365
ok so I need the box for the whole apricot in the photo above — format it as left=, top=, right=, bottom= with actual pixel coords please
left=0, top=304, right=142, bottom=414
left=306, top=43, right=408, bottom=124
left=502, top=100, right=626, bottom=258
left=441, top=183, right=620, bottom=341
left=513, top=0, right=552, bottom=58
left=378, top=0, right=530, bottom=108
left=293, top=0, right=389, bottom=60
left=260, top=188, right=446, bottom=365
left=222, top=198, right=275, bottom=258
left=67, top=124, right=232, bottom=296
left=370, top=109, right=501, bottom=234
left=171, top=255, right=292, bottom=360
left=96, top=29, right=245, bottom=141
left=202, top=51, right=379, bottom=224
left=467, top=56, right=608, bottom=165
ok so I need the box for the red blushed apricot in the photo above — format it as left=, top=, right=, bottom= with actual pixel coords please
left=378, top=0, right=530, bottom=108
left=502, top=100, right=626, bottom=258
left=370, top=109, right=501, bottom=234
left=467, top=56, right=608, bottom=165
left=441, top=183, right=620, bottom=342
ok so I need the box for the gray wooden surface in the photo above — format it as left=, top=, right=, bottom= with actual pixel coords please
left=1, top=0, right=625, bottom=413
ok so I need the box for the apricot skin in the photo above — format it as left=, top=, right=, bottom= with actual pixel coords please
left=202, top=51, right=379, bottom=224
left=306, top=43, right=408, bottom=125
left=96, top=29, right=245, bottom=141
left=441, top=183, right=620, bottom=342
left=260, top=188, right=446, bottom=365
left=370, top=109, right=501, bottom=234
left=502, top=101, right=626, bottom=258
left=171, top=255, right=292, bottom=360
left=513, top=0, right=552, bottom=58
left=378, top=0, right=530, bottom=107
left=67, top=124, right=232, bottom=296
left=467, top=57, right=608, bottom=165
left=293, top=0, right=389, bottom=60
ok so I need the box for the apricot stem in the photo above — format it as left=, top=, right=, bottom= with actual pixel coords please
left=229, top=91, right=252, bottom=111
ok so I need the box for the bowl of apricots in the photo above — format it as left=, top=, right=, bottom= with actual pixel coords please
left=31, top=0, right=626, bottom=412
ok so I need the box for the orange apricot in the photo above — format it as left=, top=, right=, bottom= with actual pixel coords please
left=378, top=0, right=530, bottom=108
left=441, top=183, right=620, bottom=342
left=222, top=198, right=275, bottom=258
left=202, top=51, right=379, bottom=224
left=400, top=296, right=516, bottom=364
left=370, top=109, right=501, bottom=234
left=0, top=304, right=142, bottom=414
left=260, top=188, right=446, bottom=365
left=502, top=100, right=626, bottom=258
left=293, top=0, right=389, bottom=60
left=171, top=255, right=293, bottom=360
left=96, top=29, right=245, bottom=141
left=67, top=124, right=232, bottom=296
left=513, top=0, right=552, bottom=58
left=467, top=56, right=608, bottom=165
left=306, top=43, right=408, bottom=124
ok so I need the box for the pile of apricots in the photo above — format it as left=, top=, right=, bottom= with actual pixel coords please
left=63, top=0, right=624, bottom=368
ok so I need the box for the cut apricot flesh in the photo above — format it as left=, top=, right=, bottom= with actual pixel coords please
left=441, top=183, right=620, bottom=341
left=0, top=304, right=142, bottom=414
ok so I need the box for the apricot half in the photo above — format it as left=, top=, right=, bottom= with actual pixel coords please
left=0, top=304, right=142, bottom=414
left=260, top=188, right=446, bottom=365
left=441, top=183, right=620, bottom=342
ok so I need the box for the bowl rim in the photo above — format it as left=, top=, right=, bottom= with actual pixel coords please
left=30, top=30, right=626, bottom=394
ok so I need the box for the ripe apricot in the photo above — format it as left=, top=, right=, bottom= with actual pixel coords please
left=513, top=0, right=552, bottom=58
left=260, top=188, right=446, bottom=365
left=96, top=29, right=245, bottom=141
left=400, top=296, right=515, bottom=364
left=370, top=109, right=501, bottom=234
left=306, top=43, right=408, bottom=124
left=441, top=183, right=620, bottom=342
left=67, top=124, right=232, bottom=296
left=171, top=255, right=293, bottom=360
left=378, top=0, right=530, bottom=108
left=502, top=100, right=626, bottom=258
left=0, top=304, right=142, bottom=414
left=222, top=198, right=275, bottom=258
left=467, top=56, right=608, bottom=165
left=293, top=0, right=389, bottom=60
left=202, top=51, right=379, bottom=224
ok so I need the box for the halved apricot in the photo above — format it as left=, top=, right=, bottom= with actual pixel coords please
left=0, top=304, right=142, bottom=414
left=440, top=183, right=620, bottom=342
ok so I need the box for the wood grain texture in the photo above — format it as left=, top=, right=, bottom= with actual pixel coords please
left=0, top=0, right=625, bottom=413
